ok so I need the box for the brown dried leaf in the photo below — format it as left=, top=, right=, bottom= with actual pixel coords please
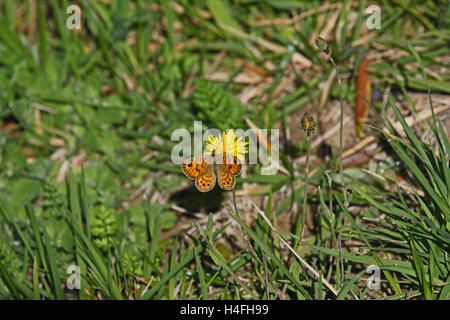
left=355, top=56, right=371, bottom=138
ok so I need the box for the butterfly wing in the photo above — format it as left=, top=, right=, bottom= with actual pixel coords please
left=195, top=164, right=216, bottom=192
left=217, top=165, right=235, bottom=190
left=223, top=154, right=242, bottom=176
left=182, top=157, right=207, bottom=180
left=217, top=154, right=241, bottom=190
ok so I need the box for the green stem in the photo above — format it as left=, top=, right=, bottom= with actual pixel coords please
left=296, top=134, right=311, bottom=248
left=232, top=189, right=239, bottom=218
left=329, top=56, right=346, bottom=202
left=267, top=185, right=279, bottom=258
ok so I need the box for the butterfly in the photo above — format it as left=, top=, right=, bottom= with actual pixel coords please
left=182, top=153, right=242, bottom=192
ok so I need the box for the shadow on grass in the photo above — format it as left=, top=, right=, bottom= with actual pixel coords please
left=169, top=186, right=226, bottom=215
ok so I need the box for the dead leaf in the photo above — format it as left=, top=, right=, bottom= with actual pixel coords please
left=355, top=56, right=371, bottom=138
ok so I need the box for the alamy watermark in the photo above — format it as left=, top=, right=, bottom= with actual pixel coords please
left=366, top=5, right=381, bottom=30
left=66, top=4, right=81, bottom=30
left=64, top=3, right=383, bottom=31
left=366, top=264, right=381, bottom=290
left=66, top=264, right=81, bottom=290
left=170, top=121, right=280, bottom=175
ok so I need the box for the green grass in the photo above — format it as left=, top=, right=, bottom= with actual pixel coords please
left=0, top=0, right=449, bottom=300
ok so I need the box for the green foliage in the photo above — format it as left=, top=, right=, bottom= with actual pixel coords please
left=0, top=240, right=22, bottom=282
left=91, top=206, right=118, bottom=252
left=193, top=78, right=244, bottom=130
left=122, top=250, right=144, bottom=277
left=354, top=101, right=450, bottom=300
left=42, top=180, right=64, bottom=217
left=0, top=0, right=449, bottom=301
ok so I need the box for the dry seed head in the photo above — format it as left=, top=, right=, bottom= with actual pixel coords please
left=301, top=112, right=316, bottom=136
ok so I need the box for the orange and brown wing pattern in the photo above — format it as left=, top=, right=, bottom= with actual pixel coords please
left=217, top=166, right=236, bottom=190
left=195, top=165, right=216, bottom=192
left=182, top=157, right=207, bottom=180
left=217, top=154, right=241, bottom=190
left=222, top=154, right=242, bottom=176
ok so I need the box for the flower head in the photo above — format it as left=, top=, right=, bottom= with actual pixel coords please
left=205, top=130, right=248, bottom=162
left=301, top=112, right=316, bottom=136
left=315, top=37, right=330, bottom=55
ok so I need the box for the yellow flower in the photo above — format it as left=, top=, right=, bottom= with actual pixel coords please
left=205, top=130, right=248, bottom=162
